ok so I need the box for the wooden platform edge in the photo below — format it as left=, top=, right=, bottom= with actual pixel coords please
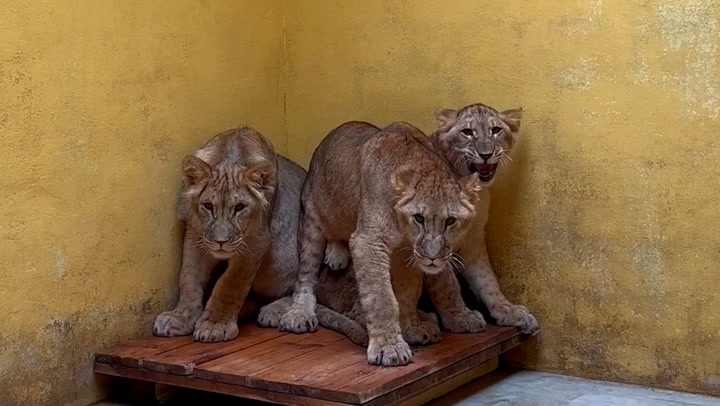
left=358, top=334, right=523, bottom=405
left=95, top=357, right=500, bottom=406
left=95, top=362, right=350, bottom=406
left=94, top=333, right=525, bottom=406
left=391, top=357, right=499, bottom=406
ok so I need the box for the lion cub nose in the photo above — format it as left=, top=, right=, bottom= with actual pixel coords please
left=214, top=237, right=231, bottom=244
left=479, top=152, right=493, bottom=162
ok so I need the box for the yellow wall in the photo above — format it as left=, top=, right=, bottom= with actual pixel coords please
left=0, top=1, right=285, bottom=405
left=285, top=0, right=720, bottom=396
left=3, top=0, right=720, bottom=404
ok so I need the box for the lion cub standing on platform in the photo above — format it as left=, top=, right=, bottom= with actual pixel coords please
left=153, top=128, right=306, bottom=343
left=430, top=103, right=538, bottom=335
left=279, top=121, right=483, bottom=366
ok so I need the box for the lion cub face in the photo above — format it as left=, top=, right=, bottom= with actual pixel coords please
left=435, top=104, right=522, bottom=187
left=392, top=170, right=482, bottom=274
left=182, top=155, right=275, bottom=260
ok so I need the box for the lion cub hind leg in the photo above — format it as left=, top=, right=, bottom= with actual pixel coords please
left=280, top=208, right=325, bottom=334
left=265, top=301, right=370, bottom=347
left=324, top=240, right=350, bottom=271
left=259, top=297, right=369, bottom=346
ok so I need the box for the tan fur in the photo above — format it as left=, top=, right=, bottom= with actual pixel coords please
left=279, top=121, right=482, bottom=366
left=153, top=127, right=307, bottom=342
left=430, top=103, right=539, bottom=335
left=261, top=247, right=442, bottom=348
left=320, top=249, right=444, bottom=347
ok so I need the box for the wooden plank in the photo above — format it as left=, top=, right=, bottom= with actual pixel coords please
left=95, top=336, right=194, bottom=368
left=243, top=326, right=519, bottom=404
left=292, top=326, right=520, bottom=404
left=341, top=326, right=518, bottom=403
left=143, top=323, right=287, bottom=375
left=95, top=362, right=350, bottom=406
left=194, top=328, right=346, bottom=385
left=363, top=337, right=521, bottom=406
left=244, top=338, right=368, bottom=401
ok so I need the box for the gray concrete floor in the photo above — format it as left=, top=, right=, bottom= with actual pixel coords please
left=428, top=369, right=720, bottom=406
left=96, top=368, right=720, bottom=405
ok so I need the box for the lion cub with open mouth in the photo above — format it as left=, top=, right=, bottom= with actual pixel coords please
left=280, top=121, right=482, bottom=366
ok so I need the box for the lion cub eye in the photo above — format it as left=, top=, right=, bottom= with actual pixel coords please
left=413, top=214, right=425, bottom=224
left=491, top=126, right=502, bottom=135
left=461, top=128, right=474, bottom=136
left=202, top=202, right=213, bottom=211
left=234, top=203, right=247, bottom=214
left=445, top=217, right=456, bottom=227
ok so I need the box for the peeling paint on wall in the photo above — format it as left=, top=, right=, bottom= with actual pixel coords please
left=557, top=59, right=599, bottom=91
left=658, top=0, right=720, bottom=118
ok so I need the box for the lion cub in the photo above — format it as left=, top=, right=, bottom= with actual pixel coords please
left=153, top=128, right=306, bottom=342
left=279, top=121, right=482, bottom=366
left=431, top=103, right=539, bottom=335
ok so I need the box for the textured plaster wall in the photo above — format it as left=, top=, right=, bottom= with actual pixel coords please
left=0, top=1, right=285, bottom=405
left=3, top=0, right=719, bottom=403
left=284, top=0, right=720, bottom=396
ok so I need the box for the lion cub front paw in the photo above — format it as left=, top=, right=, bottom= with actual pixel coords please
left=367, top=334, right=412, bottom=366
left=279, top=307, right=318, bottom=333
left=193, top=314, right=239, bottom=343
left=403, top=320, right=441, bottom=346
left=490, top=304, right=539, bottom=335
left=153, top=310, right=198, bottom=337
left=440, top=308, right=487, bottom=333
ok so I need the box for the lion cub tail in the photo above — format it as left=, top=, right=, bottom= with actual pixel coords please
left=317, top=305, right=368, bottom=347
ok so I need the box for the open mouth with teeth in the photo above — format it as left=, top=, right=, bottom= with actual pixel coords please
left=470, top=163, right=497, bottom=182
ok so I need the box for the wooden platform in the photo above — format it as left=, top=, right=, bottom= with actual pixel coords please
left=95, top=323, right=527, bottom=406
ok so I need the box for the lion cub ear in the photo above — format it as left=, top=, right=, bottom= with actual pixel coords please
left=435, top=108, right=458, bottom=129
left=458, top=173, right=483, bottom=204
left=500, top=108, right=522, bottom=133
left=391, top=168, right=419, bottom=205
left=182, top=155, right=212, bottom=186
left=243, top=160, right=276, bottom=193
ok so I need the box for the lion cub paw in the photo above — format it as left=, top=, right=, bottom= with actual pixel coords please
left=153, top=310, right=198, bottom=337
left=403, top=321, right=441, bottom=346
left=257, top=305, right=283, bottom=328
left=193, top=314, right=239, bottom=343
left=257, top=297, right=291, bottom=328
left=279, top=308, right=318, bottom=333
left=440, top=309, right=487, bottom=333
left=367, top=334, right=412, bottom=367
left=490, top=304, right=539, bottom=335
left=324, top=241, right=349, bottom=271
